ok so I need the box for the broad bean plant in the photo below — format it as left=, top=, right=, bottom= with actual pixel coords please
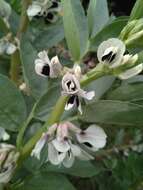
left=0, top=0, right=143, bottom=189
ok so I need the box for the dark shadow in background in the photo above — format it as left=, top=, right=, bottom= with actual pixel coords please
left=82, top=0, right=136, bottom=16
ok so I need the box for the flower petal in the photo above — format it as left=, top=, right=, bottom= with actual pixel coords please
left=97, top=38, right=125, bottom=68
left=52, top=138, right=70, bottom=152
left=76, top=125, right=107, bottom=151
left=48, top=142, right=66, bottom=165
left=79, top=90, right=95, bottom=100
left=118, top=64, right=143, bottom=80
left=27, top=4, right=41, bottom=17
left=6, top=43, right=16, bottom=55
left=0, top=127, right=9, bottom=141
left=62, top=73, right=80, bottom=95
left=50, top=55, right=62, bottom=78
left=63, top=151, right=75, bottom=168
left=35, top=62, right=50, bottom=77
left=31, top=134, right=46, bottom=159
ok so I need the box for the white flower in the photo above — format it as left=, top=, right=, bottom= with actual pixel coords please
left=0, top=40, right=17, bottom=55
left=35, top=50, right=62, bottom=78
left=0, top=143, right=19, bottom=184
left=27, top=0, right=61, bottom=22
left=97, top=38, right=125, bottom=68
left=62, top=71, right=95, bottom=113
left=0, top=127, right=10, bottom=141
left=31, top=122, right=106, bottom=168
left=97, top=38, right=143, bottom=79
left=76, top=125, right=107, bottom=151
left=118, top=54, right=143, bottom=80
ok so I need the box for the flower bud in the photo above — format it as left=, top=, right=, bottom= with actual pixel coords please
left=0, top=144, right=19, bottom=184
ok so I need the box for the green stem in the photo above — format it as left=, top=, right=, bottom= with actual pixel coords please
left=16, top=104, right=37, bottom=150
left=20, top=96, right=68, bottom=160
left=16, top=0, right=32, bottom=39
left=10, top=50, right=21, bottom=85
left=10, top=0, right=32, bottom=85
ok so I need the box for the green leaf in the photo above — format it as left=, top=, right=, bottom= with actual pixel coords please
left=88, top=0, right=109, bottom=38
left=20, top=35, right=48, bottom=99
left=129, top=0, right=143, bottom=21
left=107, top=83, right=143, bottom=102
left=33, top=22, right=64, bottom=50
left=0, top=74, right=27, bottom=131
left=41, top=160, right=102, bottom=178
left=15, top=173, right=76, bottom=190
left=34, top=82, right=60, bottom=121
left=24, top=157, right=102, bottom=178
left=86, top=76, right=115, bottom=100
left=62, top=0, right=89, bottom=61
left=79, top=100, right=143, bottom=126
left=89, top=17, right=128, bottom=51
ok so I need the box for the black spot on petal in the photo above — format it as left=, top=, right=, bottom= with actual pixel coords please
left=51, top=1, right=58, bottom=8
left=75, top=96, right=79, bottom=107
left=102, top=51, right=116, bottom=63
left=46, top=12, right=54, bottom=20
left=58, top=151, right=62, bottom=155
left=68, top=95, right=76, bottom=105
left=42, top=65, right=50, bottom=76
left=83, top=142, right=93, bottom=148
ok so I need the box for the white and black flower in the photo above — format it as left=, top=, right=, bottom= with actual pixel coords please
left=27, top=0, right=61, bottom=23
left=0, top=143, right=19, bottom=184
left=97, top=38, right=126, bottom=68
left=62, top=72, right=95, bottom=113
left=31, top=122, right=107, bottom=168
left=35, top=50, right=62, bottom=78
left=97, top=38, right=143, bottom=79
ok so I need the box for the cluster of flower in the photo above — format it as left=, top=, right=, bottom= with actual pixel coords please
left=27, top=0, right=61, bottom=23
left=35, top=38, right=143, bottom=112
left=32, top=122, right=107, bottom=168
left=33, top=38, right=143, bottom=167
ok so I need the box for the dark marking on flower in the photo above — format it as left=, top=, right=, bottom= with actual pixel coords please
left=46, top=12, right=54, bottom=20
left=66, top=80, right=76, bottom=91
left=80, top=131, right=85, bottom=135
left=83, top=142, right=93, bottom=148
left=51, top=1, right=58, bottom=8
left=42, top=65, right=50, bottom=76
left=68, top=95, right=75, bottom=105
left=102, top=51, right=116, bottom=63
left=58, top=151, right=62, bottom=155
left=64, top=136, right=68, bottom=141
left=75, top=96, right=79, bottom=107
left=67, top=150, right=71, bottom=157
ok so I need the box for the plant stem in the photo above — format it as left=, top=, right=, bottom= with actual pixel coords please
left=17, top=0, right=32, bottom=39
left=10, top=50, right=21, bottom=85
left=20, top=96, right=68, bottom=160
left=10, top=0, right=32, bottom=84
left=16, top=103, right=37, bottom=150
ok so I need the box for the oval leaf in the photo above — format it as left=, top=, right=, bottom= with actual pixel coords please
left=0, top=74, right=27, bottom=131
left=88, top=0, right=109, bottom=38
left=79, top=100, right=143, bottom=126
left=62, top=0, right=89, bottom=61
